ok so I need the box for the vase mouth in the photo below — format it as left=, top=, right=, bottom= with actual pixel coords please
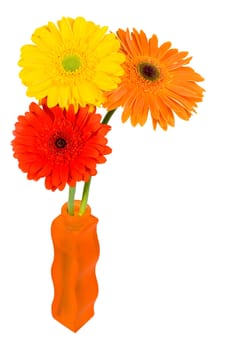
left=62, top=200, right=91, bottom=218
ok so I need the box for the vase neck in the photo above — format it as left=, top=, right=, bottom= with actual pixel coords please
left=60, top=200, right=92, bottom=228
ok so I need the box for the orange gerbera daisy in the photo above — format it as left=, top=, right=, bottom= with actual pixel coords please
left=12, top=103, right=111, bottom=191
left=104, top=29, right=204, bottom=130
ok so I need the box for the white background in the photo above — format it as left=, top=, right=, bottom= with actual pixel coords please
left=0, top=0, right=232, bottom=349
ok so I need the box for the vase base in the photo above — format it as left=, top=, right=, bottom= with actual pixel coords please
left=52, top=306, right=95, bottom=332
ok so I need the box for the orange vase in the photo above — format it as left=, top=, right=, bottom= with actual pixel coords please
left=51, top=200, right=99, bottom=332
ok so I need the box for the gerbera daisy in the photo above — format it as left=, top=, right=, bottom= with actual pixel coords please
left=104, top=28, right=204, bottom=130
left=12, top=103, right=111, bottom=191
left=18, top=17, right=125, bottom=110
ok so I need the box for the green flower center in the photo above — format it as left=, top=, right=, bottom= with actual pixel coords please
left=62, top=55, right=81, bottom=72
left=137, top=62, right=160, bottom=81
left=55, top=137, right=67, bottom=149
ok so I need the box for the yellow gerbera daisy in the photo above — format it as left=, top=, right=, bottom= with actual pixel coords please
left=104, top=28, right=204, bottom=130
left=18, top=17, right=125, bottom=110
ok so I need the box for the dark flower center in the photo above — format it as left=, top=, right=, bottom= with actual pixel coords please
left=137, top=62, right=160, bottom=81
left=55, top=137, right=67, bottom=149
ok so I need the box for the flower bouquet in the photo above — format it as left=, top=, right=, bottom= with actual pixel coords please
left=12, top=16, right=204, bottom=332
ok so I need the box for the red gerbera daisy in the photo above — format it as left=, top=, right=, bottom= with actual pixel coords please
left=12, top=102, right=111, bottom=191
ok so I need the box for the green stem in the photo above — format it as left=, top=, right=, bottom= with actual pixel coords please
left=79, top=177, right=92, bottom=216
left=102, top=109, right=116, bottom=124
left=67, top=185, right=76, bottom=215
left=78, top=109, right=116, bottom=216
